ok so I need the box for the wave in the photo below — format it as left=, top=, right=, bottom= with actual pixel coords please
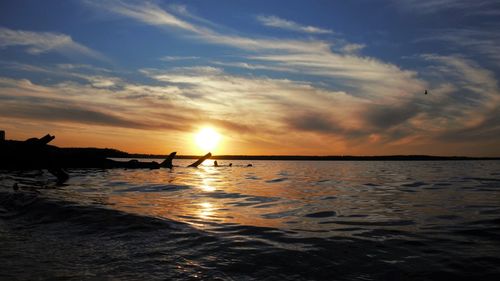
left=2, top=190, right=500, bottom=280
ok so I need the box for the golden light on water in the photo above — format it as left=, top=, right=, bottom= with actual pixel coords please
left=195, top=127, right=221, bottom=152
left=198, top=202, right=215, bottom=219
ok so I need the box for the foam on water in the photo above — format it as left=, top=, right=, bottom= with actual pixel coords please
left=1, top=160, right=500, bottom=280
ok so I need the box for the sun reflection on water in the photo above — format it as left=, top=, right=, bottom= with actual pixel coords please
left=103, top=164, right=305, bottom=230
left=198, top=202, right=214, bottom=219
left=201, top=177, right=216, bottom=192
left=200, top=184, right=215, bottom=192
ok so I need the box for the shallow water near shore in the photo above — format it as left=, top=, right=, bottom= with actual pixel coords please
left=1, top=160, right=500, bottom=280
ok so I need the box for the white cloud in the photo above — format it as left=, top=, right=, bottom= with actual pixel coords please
left=256, top=15, right=333, bottom=34
left=160, top=56, right=200, bottom=61
left=341, top=43, right=366, bottom=54
left=85, top=0, right=424, bottom=101
left=250, top=52, right=425, bottom=100
left=0, top=27, right=107, bottom=61
left=1, top=61, right=118, bottom=88
left=103, top=1, right=198, bottom=32
left=85, top=0, right=331, bottom=54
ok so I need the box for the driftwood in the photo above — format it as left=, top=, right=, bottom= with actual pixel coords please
left=187, top=153, right=212, bottom=167
left=0, top=134, right=211, bottom=182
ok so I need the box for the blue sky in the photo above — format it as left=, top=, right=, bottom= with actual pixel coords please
left=1, top=0, right=499, bottom=155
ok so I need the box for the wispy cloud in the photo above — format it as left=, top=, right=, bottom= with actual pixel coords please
left=1, top=61, right=119, bottom=88
left=256, top=15, right=333, bottom=34
left=418, top=54, right=500, bottom=143
left=160, top=56, right=200, bottom=62
left=393, top=0, right=500, bottom=15
left=0, top=75, right=196, bottom=132
left=341, top=43, right=366, bottom=54
left=86, top=1, right=422, bottom=100
left=249, top=52, right=425, bottom=99
left=0, top=27, right=107, bottom=61
left=85, top=0, right=330, bottom=54
left=101, top=1, right=198, bottom=32
left=418, top=29, right=500, bottom=66
left=421, top=54, right=499, bottom=105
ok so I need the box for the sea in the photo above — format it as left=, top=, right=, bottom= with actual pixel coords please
left=1, top=160, right=500, bottom=280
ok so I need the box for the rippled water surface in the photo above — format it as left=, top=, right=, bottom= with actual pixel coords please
left=1, top=160, right=500, bottom=280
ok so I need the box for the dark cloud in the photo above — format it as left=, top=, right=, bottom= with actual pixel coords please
left=209, top=119, right=256, bottom=134
left=363, top=102, right=420, bottom=130
left=284, top=107, right=424, bottom=146
left=437, top=106, right=500, bottom=142
left=286, top=112, right=343, bottom=134
left=2, top=102, right=145, bottom=128
left=0, top=102, right=187, bottom=131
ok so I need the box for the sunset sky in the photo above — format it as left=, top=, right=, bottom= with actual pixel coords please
left=1, top=0, right=499, bottom=156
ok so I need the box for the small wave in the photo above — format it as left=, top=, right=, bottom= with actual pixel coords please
left=479, top=209, right=500, bottom=215
left=305, top=211, right=337, bottom=218
left=265, top=177, right=288, bottom=183
left=262, top=209, right=301, bottom=219
left=464, top=177, right=500, bottom=182
left=324, top=220, right=415, bottom=226
left=401, top=181, right=427, bottom=187
left=317, top=179, right=331, bottom=183
left=345, top=214, right=369, bottom=218
left=117, top=184, right=191, bottom=193
left=253, top=203, right=279, bottom=209
left=434, top=183, right=452, bottom=186
left=433, top=215, right=462, bottom=220
left=227, top=195, right=279, bottom=207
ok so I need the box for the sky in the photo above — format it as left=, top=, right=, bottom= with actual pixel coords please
left=1, top=0, right=500, bottom=156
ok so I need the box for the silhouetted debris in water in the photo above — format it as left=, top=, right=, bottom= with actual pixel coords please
left=0, top=134, right=212, bottom=182
left=160, top=152, right=177, bottom=169
left=0, top=134, right=212, bottom=183
left=188, top=152, right=212, bottom=167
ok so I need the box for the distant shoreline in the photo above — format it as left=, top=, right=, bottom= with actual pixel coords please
left=56, top=146, right=498, bottom=161
left=123, top=154, right=500, bottom=161
left=6, top=140, right=498, bottom=161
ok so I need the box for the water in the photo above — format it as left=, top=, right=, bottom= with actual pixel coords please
left=1, top=160, right=500, bottom=280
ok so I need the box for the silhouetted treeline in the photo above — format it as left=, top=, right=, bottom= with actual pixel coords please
left=126, top=154, right=500, bottom=161
left=209, top=155, right=500, bottom=161
left=61, top=147, right=130, bottom=158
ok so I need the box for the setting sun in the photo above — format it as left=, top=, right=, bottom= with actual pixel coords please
left=195, top=128, right=221, bottom=152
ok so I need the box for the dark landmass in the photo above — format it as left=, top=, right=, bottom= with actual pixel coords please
left=0, top=138, right=175, bottom=173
